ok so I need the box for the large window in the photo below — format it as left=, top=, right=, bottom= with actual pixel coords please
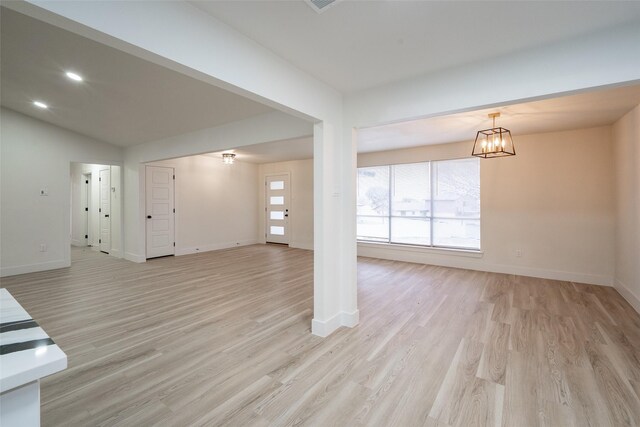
left=357, top=158, right=480, bottom=250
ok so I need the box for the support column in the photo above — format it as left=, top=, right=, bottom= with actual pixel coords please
left=311, top=121, right=359, bottom=337
left=340, top=128, right=359, bottom=326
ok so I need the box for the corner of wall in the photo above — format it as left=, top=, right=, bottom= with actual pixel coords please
left=290, top=241, right=313, bottom=251
left=615, top=279, right=640, bottom=314
left=311, top=313, right=342, bottom=337
left=124, top=252, right=146, bottom=263
left=611, top=101, right=640, bottom=315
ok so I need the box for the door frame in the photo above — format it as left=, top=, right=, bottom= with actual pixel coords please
left=144, top=165, right=176, bottom=259
left=264, top=172, right=291, bottom=245
left=99, top=168, right=111, bottom=254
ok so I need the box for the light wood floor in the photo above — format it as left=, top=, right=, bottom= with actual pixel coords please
left=2, top=245, right=640, bottom=426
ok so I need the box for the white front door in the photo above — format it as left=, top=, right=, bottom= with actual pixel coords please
left=146, top=166, right=175, bottom=259
left=99, top=168, right=111, bottom=253
left=266, top=174, right=290, bottom=245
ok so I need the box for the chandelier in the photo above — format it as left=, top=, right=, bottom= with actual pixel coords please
left=472, top=113, right=515, bottom=158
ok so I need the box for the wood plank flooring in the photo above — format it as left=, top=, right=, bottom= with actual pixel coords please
left=2, top=245, right=640, bottom=426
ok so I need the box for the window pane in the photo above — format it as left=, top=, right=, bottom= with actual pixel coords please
left=357, top=216, right=389, bottom=242
left=357, top=166, right=389, bottom=216
left=391, top=217, right=431, bottom=245
left=270, top=196, right=284, bottom=205
left=270, top=211, right=284, bottom=220
left=270, top=180, right=284, bottom=190
left=432, top=158, right=480, bottom=218
left=391, top=163, right=430, bottom=217
left=433, top=219, right=480, bottom=249
left=270, top=226, right=285, bottom=235
left=357, top=159, right=481, bottom=249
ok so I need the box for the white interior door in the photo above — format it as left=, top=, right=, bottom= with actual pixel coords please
left=82, top=174, right=90, bottom=245
left=266, top=174, right=290, bottom=245
left=146, top=166, right=175, bottom=258
left=99, top=168, right=111, bottom=253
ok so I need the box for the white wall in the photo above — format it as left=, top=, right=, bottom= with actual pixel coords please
left=357, top=126, right=616, bottom=286
left=259, top=159, right=314, bottom=250
left=0, top=108, right=123, bottom=276
left=148, top=155, right=259, bottom=256
left=613, top=104, right=640, bottom=311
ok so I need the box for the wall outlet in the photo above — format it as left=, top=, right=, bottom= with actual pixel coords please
left=515, top=249, right=522, bottom=258
left=39, top=244, right=47, bottom=252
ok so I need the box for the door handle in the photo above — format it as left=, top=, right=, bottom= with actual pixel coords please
left=105, top=214, right=110, bottom=218
left=147, top=215, right=152, bottom=219
left=285, top=214, right=289, bottom=217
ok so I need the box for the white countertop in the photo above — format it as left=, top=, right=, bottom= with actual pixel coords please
left=0, top=288, right=67, bottom=393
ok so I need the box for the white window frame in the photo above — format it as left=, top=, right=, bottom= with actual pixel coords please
left=357, top=158, right=481, bottom=251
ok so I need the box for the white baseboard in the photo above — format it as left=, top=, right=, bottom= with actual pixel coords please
left=0, top=260, right=70, bottom=277
left=124, top=252, right=145, bottom=263
left=358, top=243, right=613, bottom=287
left=312, top=309, right=360, bottom=337
left=341, top=309, right=360, bottom=327
left=489, top=264, right=612, bottom=287
left=615, top=279, right=640, bottom=314
left=175, top=239, right=258, bottom=256
left=312, top=313, right=342, bottom=337
left=70, top=239, right=86, bottom=247
left=109, top=248, right=123, bottom=259
left=290, top=241, right=313, bottom=251
left=256, top=240, right=313, bottom=251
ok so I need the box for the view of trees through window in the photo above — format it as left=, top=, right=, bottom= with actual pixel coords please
left=357, top=158, right=480, bottom=250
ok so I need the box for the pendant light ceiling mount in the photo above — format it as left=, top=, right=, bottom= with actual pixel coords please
left=222, top=153, right=236, bottom=164
left=472, top=112, right=516, bottom=159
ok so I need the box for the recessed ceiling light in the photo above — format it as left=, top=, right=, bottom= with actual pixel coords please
left=33, top=101, right=48, bottom=109
left=65, top=71, right=83, bottom=82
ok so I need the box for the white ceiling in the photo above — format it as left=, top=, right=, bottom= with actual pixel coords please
left=191, top=1, right=640, bottom=93
left=0, top=8, right=275, bottom=147
left=205, top=137, right=313, bottom=164
left=202, top=84, right=640, bottom=160
left=358, top=84, right=640, bottom=153
left=3, top=3, right=640, bottom=161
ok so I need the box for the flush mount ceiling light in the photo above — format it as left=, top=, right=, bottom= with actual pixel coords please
left=305, top=0, right=341, bottom=14
left=472, top=112, right=516, bottom=158
left=222, top=153, right=236, bottom=164
left=65, top=71, right=83, bottom=82
left=33, top=100, right=48, bottom=109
